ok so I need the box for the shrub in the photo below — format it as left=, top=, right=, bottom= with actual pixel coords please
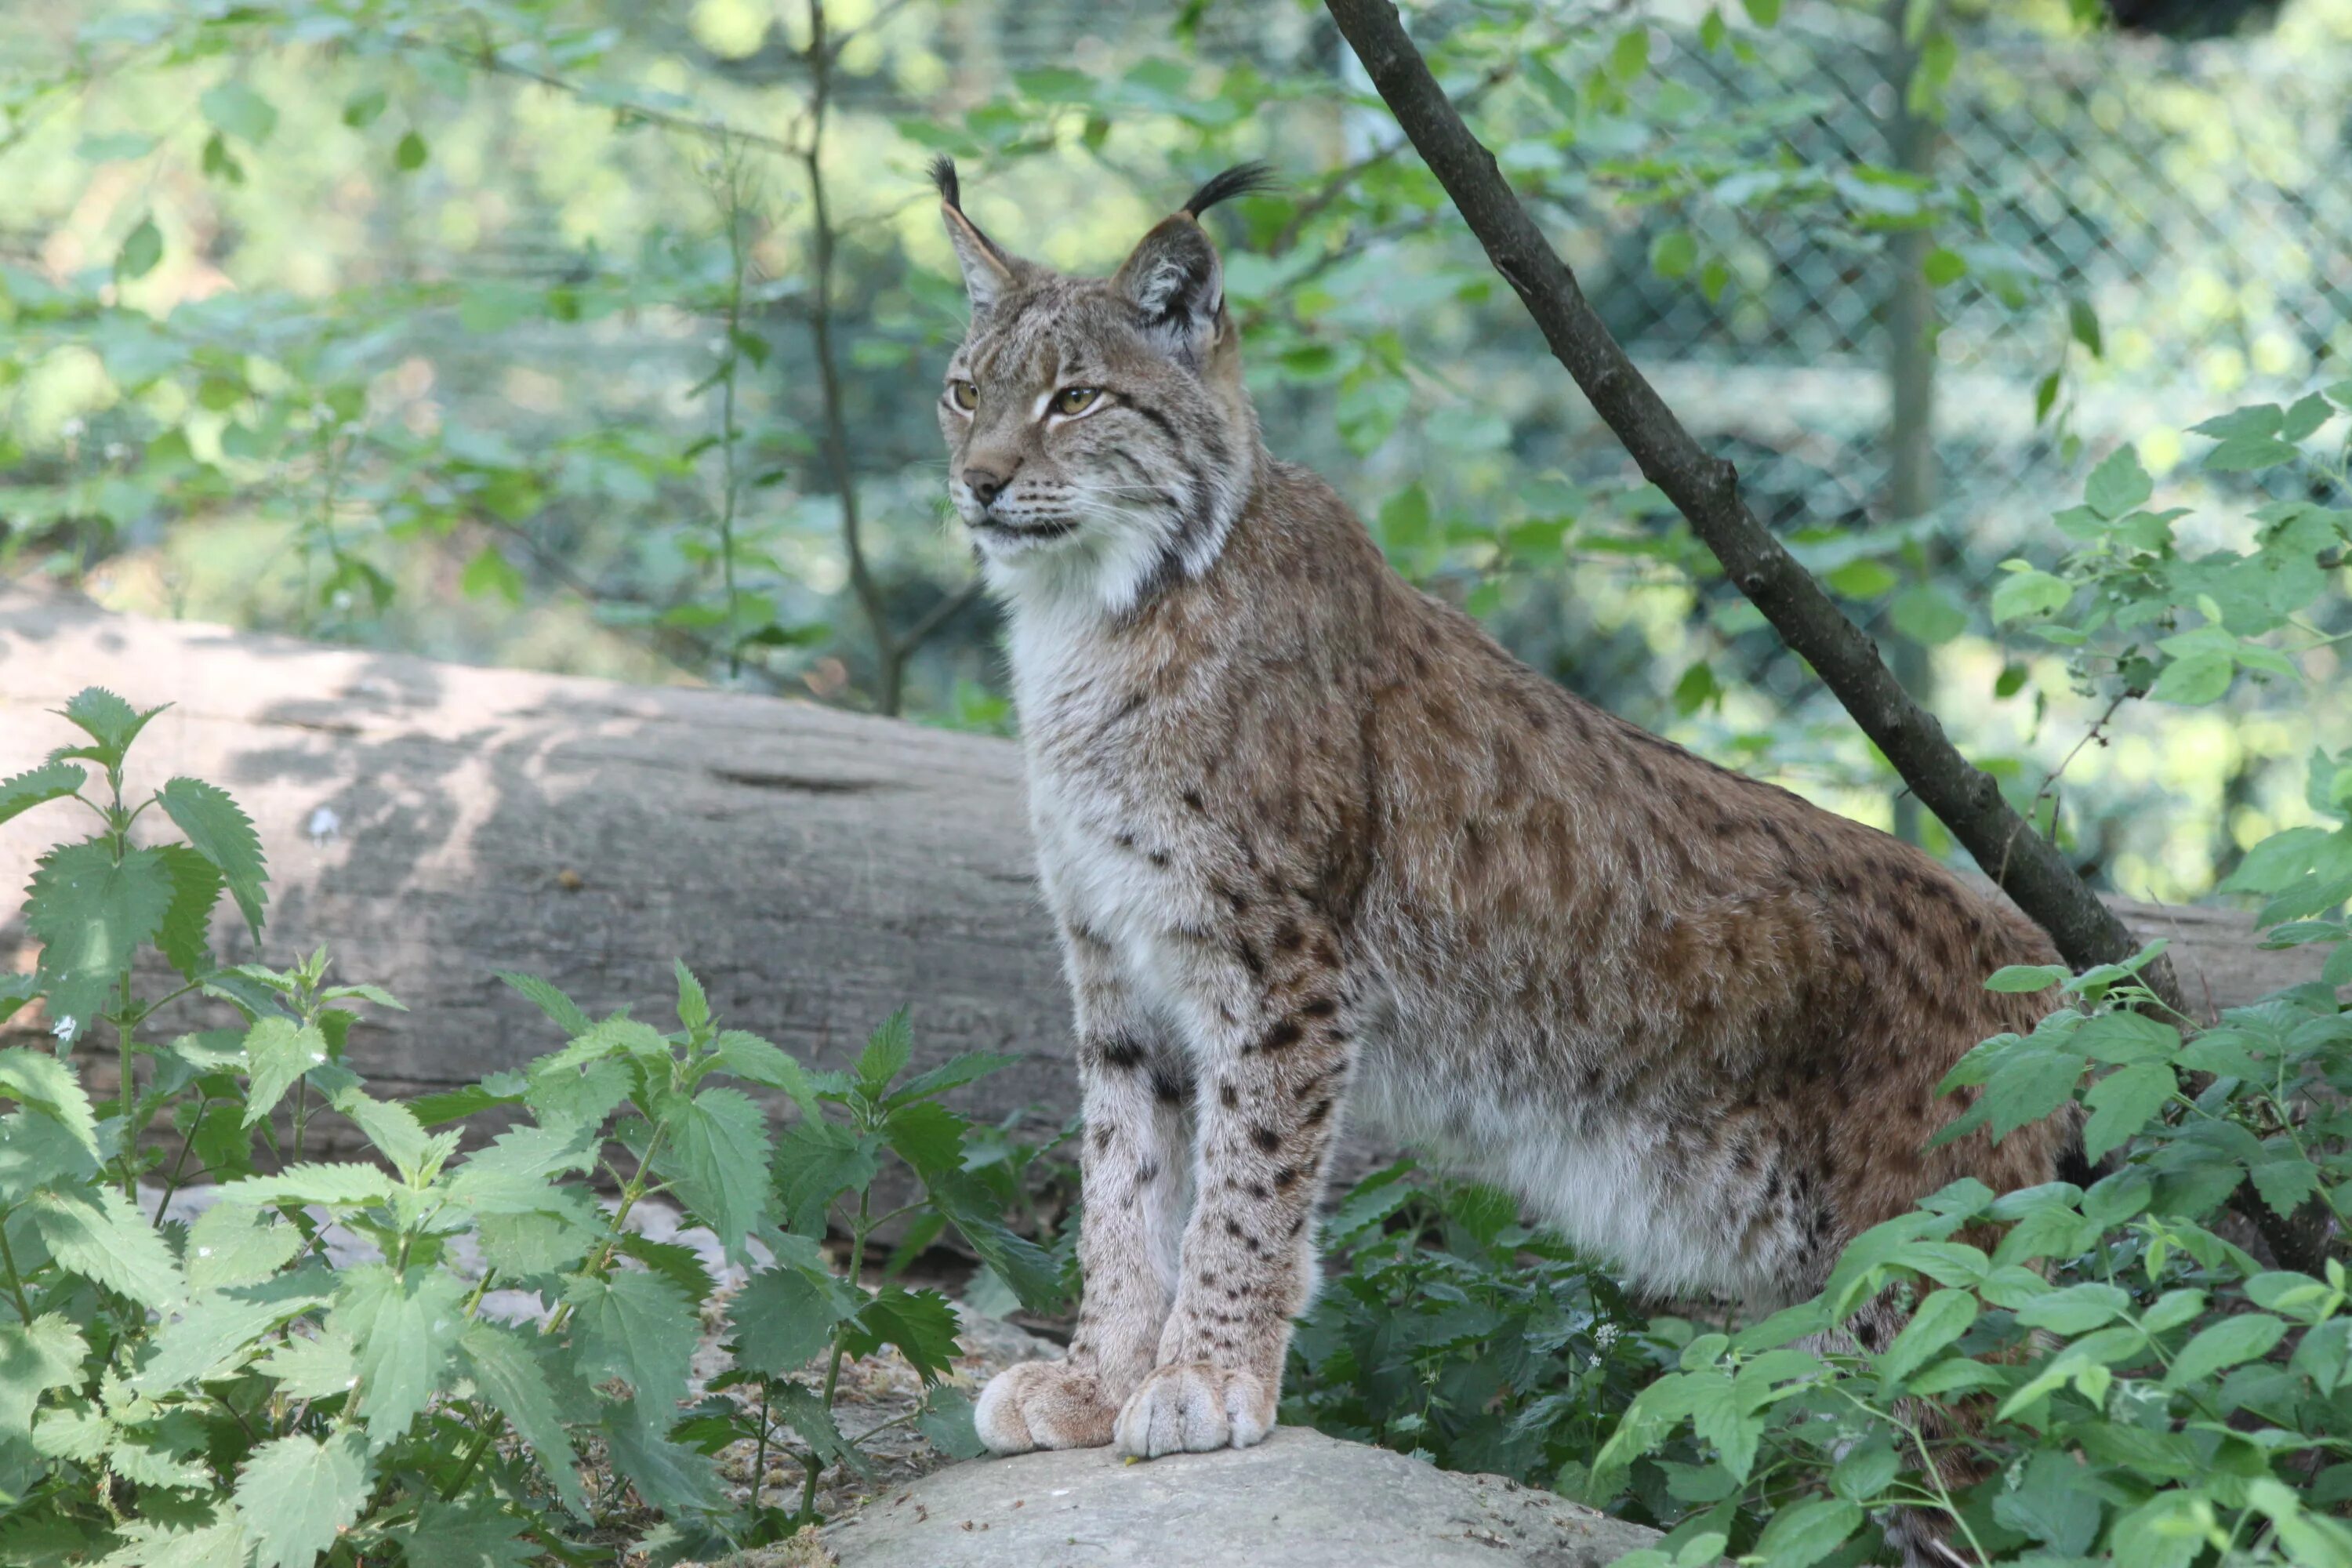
left=0, top=690, right=1062, bottom=1565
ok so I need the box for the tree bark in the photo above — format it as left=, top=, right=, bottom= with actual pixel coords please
left=1320, top=0, right=2173, bottom=1007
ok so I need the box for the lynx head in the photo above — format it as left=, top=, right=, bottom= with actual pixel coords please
left=932, top=158, right=1274, bottom=611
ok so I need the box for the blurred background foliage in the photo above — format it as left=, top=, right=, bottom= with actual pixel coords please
left=2, top=0, right=2348, bottom=906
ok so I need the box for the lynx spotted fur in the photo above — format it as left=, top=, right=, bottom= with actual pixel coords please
left=930, top=160, right=2071, bottom=1480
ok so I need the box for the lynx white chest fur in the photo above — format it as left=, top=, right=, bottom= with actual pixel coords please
left=928, top=160, right=2072, bottom=1477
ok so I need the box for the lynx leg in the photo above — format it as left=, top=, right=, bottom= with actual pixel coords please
left=975, top=925, right=1189, bottom=1454
left=1115, top=917, right=1352, bottom=1458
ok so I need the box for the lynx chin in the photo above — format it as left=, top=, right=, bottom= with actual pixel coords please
left=932, top=158, right=2074, bottom=1495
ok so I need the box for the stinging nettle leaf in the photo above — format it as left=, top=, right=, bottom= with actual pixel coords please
left=27, top=842, right=175, bottom=1036
left=156, top=778, right=269, bottom=940
left=460, top=1323, right=589, bottom=1516
left=232, top=1432, right=366, bottom=1568
left=0, top=760, right=84, bottom=830
left=27, top=1184, right=187, bottom=1310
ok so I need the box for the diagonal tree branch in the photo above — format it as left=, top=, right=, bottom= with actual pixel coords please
left=1320, top=0, right=2174, bottom=1008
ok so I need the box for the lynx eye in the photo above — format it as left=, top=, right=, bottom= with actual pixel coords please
left=949, top=379, right=978, bottom=412
left=1051, top=386, right=1102, bottom=417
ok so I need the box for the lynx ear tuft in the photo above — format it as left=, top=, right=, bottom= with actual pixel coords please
left=932, top=158, right=1019, bottom=313
left=1178, top=161, right=1278, bottom=220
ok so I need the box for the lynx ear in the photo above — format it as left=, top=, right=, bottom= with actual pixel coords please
left=1114, top=162, right=1275, bottom=368
left=931, top=156, right=1019, bottom=313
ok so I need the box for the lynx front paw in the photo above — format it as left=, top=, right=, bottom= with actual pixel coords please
left=1112, top=1362, right=1276, bottom=1459
left=974, top=1360, right=1118, bottom=1454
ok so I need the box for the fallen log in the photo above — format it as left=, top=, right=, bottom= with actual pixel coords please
left=0, top=586, right=2323, bottom=1180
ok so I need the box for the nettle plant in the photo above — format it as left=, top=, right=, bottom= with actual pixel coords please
left=1283, top=1161, right=1653, bottom=1487
left=1579, top=408, right=2352, bottom=1567
left=0, top=690, right=1063, bottom=1566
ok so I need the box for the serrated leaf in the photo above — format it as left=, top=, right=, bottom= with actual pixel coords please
left=231, top=1432, right=365, bottom=1568
left=855, top=1009, right=913, bottom=1098
left=0, top=1313, right=90, bottom=1432
left=327, top=1084, right=430, bottom=1178
left=27, top=842, right=174, bottom=1036
left=673, top=959, right=709, bottom=1030
left=928, top=1171, right=1065, bottom=1314
left=241, top=1018, right=328, bottom=1128
left=395, top=1501, right=534, bottom=1568
left=495, top=970, right=593, bottom=1039
left=709, top=1029, right=818, bottom=1116
left=771, top=1118, right=881, bottom=1236
left=1876, top=1288, right=1976, bottom=1386
left=140, top=1279, right=332, bottom=1389
left=2082, top=1061, right=2177, bottom=1160
left=212, top=1163, right=397, bottom=1208
left=0, top=761, right=84, bottom=829
left=652, top=1086, right=771, bottom=1256
left=2148, top=649, right=2234, bottom=706
left=563, top=1269, right=697, bottom=1414
left=768, top=1379, right=869, bottom=1475
left=2085, top=445, right=2152, bottom=519
left=156, top=779, right=267, bottom=940
left=603, top=1415, right=724, bottom=1515
left=729, top=1265, right=859, bottom=1375
left=252, top=1327, right=358, bottom=1399
left=459, top=1323, right=588, bottom=1516
left=27, top=1185, right=186, bottom=1309
left=154, top=845, right=223, bottom=980
left=184, top=1203, right=303, bottom=1291
left=1754, top=1497, right=1861, bottom=1568
left=332, top=1265, right=466, bottom=1444
left=59, top=688, right=160, bottom=759
left=881, top=1098, right=966, bottom=1178
left=840, top=1285, right=961, bottom=1385
left=0, top=1047, right=101, bottom=1160
left=2165, top=1312, right=2286, bottom=1388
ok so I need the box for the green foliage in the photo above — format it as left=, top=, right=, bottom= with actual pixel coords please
left=0, top=691, right=1069, bottom=1563
left=1284, top=1164, right=1653, bottom=1486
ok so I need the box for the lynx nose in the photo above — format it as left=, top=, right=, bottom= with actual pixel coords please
left=963, top=463, right=1012, bottom=507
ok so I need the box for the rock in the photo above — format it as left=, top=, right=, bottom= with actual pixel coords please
left=811, top=1426, right=1668, bottom=1567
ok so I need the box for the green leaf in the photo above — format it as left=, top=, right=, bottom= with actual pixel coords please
left=2205, top=434, right=2299, bottom=471
left=1990, top=569, right=2071, bottom=623
left=199, top=82, right=278, bottom=145
left=332, top=1265, right=467, bottom=1443
left=27, top=843, right=174, bottom=1036
left=212, top=1163, right=396, bottom=1208
left=881, top=1098, right=967, bottom=1178
left=2082, top=1062, right=2177, bottom=1160
left=154, top=845, right=223, bottom=980
left=2281, top=390, right=2336, bottom=442
left=117, top=217, right=162, bottom=281
left=2165, top=1312, right=2286, bottom=1388
left=241, top=1018, right=328, bottom=1128
left=603, top=1418, right=723, bottom=1516
left=0, top=1047, right=101, bottom=1160
left=729, top=1265, right=859, bottom=1375
left=2067, top=297, right=2103, bottom=359
left=0, top=761, right=83, bottom=829
left=342, top=88, right=387, bottom=128
left=1608, top=26, right=1651, bottom=81
left=156, top=778, right=267, bottom=940
left=1649, top=229, right=1697, bottom=281
left=1890, top=584, right=1966, bottom=644
left=140, top=1277, right=332, bottom=1388
left=60, top=688, right=160, bottom=760
left=1922, top=247, right=1966, bottom=286
left=710, top=1030, right=818, bottom=1116
left=27, top=1185, right=185, bottom=1309
left=252, top=1327, right=358, bottom=1399
left=887, top=1051, right=1019, bottom=1109
left=929, top=1172, right=1065, bottom=1314
left=184, top=1203, right=302, bottom=1291
left=2085, top=445, right=2151, bottom=519
left=1740, top=0, right=1781, bottom=24
left=652, top=1086, right=772, bottom=1255
left=394, top=129, right=428, bottom=172
left=2149, top=649, right=2234, bottom=706
left=1876, top=1287, right=1976, bottom=1386
left=855, top=1009, right=913, bottom=1098
left=459, top=1323, right=588, bottom=1516
left=2014, top=1281, right=2131, bottom=1334
left=1825, top=559, right=1898, bottom=599
left=672, top=959, right=710, bottom=1030
left=394, top=1501, right=534, bottom=1568
left=771, top=1118, right=881, bottom=1235
left=231, top=1432, right=365, bottom=1568
left=840, top=1285, right=962, bottom=1385
left=327, top=1085, right=431, bottom=1179
left=564, top=1269, right=697, bottom=1413
left=917, top=1387, right=985, bottom=1461
left=1752, top=1497, right=1860, bottom=1568
left=1984, top=964, right=2067, bottom=993
left=461, top=544, right=524, bottom=604
left=495, top=970, right=593, bottom=1039
left=0, top=1313, right=90, bottom=1432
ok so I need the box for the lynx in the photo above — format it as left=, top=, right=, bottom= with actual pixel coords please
left=931, top=159, right=2072, bottom=1481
